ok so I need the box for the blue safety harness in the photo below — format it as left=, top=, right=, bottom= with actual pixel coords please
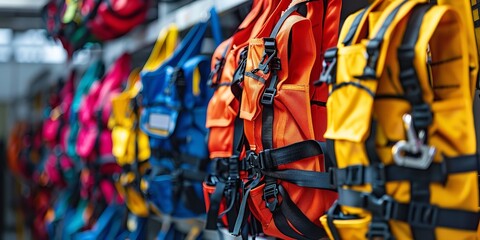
left=140, top=7, right=222, bottom=238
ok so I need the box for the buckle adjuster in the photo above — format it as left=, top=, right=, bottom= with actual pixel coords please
left=261, top=88, right=277, bottom=105
left=264, top=183, right=279, bottom=212
left=346, top=165, right=364, bottom=185
left=408, top=202, right=438, bottom=228
left=362, top=194, right=396, bottom=220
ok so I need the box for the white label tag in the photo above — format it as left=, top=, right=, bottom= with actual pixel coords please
left=149, top=113, right=171, bottom=131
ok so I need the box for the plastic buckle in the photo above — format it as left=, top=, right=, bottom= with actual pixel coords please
left=207, top=57, right=225, bottom=88
left=345, top=165, right=364, bottom=185
left=245, top=151, right=257, bottom=170
left=358, top=39, right=382, bottom=80
left=392, top=114, right=436, bottom=169
left=366, top=221, right=393, bottom=240
left=315, top=48, right=338, bottom=86
left=257, top=38, right=278, bottom=74
left=263, top=38, right=277, bottom=53
left=412, top=103, right=433, bottom=129
left=328, top=167, right=337, bottom=188
left=363, top=194, right=396, bottom=220
left=316, top=58, right=337, bottom=86
left=261, top=88, right=277, bottom=105
left=263, top=183, right=279, bottom=212
left=373, top=164, right=386, bottom=187
left=258, top=149, right=273, bottom=170
left=397, top=46, right=415, bottom=64
left=408, top=202, right=438, bottom=229
left=258, top=53, right=278, bottom=74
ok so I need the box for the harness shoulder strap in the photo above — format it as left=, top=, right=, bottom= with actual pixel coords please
left=143, top=25, right=179, bottom=72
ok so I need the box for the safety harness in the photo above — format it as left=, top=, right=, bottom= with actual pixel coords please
left=231, top=0, right=341, bottom=239
left=203, top=0, right=280, bottom=237
left=319, top=1, right=480, bottom=239
left=140, top=8, right=222, bottom=238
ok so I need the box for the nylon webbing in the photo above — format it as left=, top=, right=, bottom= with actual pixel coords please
left=335, top=154, right=478, bottom=186
left=338, top=188, right=480, bottom=231
left=263, top=169, right=334, bottom=189
left=397, top=4, right=434, bottom=239
left=360, top=0, right=409, bottom=79
left=275, top=185, right=328, bottom=239
left=342, top=8, right=368, bottom=46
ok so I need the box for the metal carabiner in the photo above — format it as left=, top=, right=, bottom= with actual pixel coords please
left=392, top=114, right=436, bottom=169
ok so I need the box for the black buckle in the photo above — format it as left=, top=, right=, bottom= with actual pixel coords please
left=263, top=183, right=279, bottom=212
left=357, top=39, right=382, bottom=80
left=345, top=165, right=365, bottom=185
left=366, top=221, right=393, bottom=240
left=412, top=103, right=433, bottom=130
left=258, top=38, right=280, bottom=74
left=261, top=88, right=277, bottom=105
left=407, top=202, right=438, bottom=229
left=315, top=48, right=338, bottom=86
left=245, top=151, right=257, bottom=170
left=362, top=194, right=396, bottom=220
left=373, top=164, right=386, bottom=187
left=397, top=46, right=415, bottom=64
left=258, top=149, right=273, bottom=170
left=207, top=57, right=225, bottom=88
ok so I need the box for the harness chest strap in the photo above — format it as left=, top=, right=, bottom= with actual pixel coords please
left=334, top=154, right=478, bottom=186
left=337, top=188, right=479, bottom=231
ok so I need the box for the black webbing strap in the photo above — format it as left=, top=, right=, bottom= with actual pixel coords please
left=260, top=1, right=308, bottom=150
left=317, top=5, right=369, bottom=86
left=223, top=156, right=241, bottom=233
left=342, top=7, right=369, bottom=46
left=273, top=207, right=310, bottom=240
left=338, top=188, right=480, bottom=231
left=335, top=154, right=479, bottom=186
left=205, top=113, right=244, bottom=231
left=359, top=0, right=409, bottom=80
left=269, top=1, right=310, bottom=38
left=225, top=189, right=238, bottom=233
left=232, top=117, right=244, bottom=156
left=364, top=120, right=392, bottom=239
left=247, top=140, right=326, bottom=170
left=232, top=177, right=261, bottom=236
left=397, top=4, right=434, bottom=239
left=263, top=170, right=334, bottom=190
left=397, top=5, right=433, bottom=132
left=208, top=42, right=230, bottom=89
left=272, top=185, right=328, bottom=239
